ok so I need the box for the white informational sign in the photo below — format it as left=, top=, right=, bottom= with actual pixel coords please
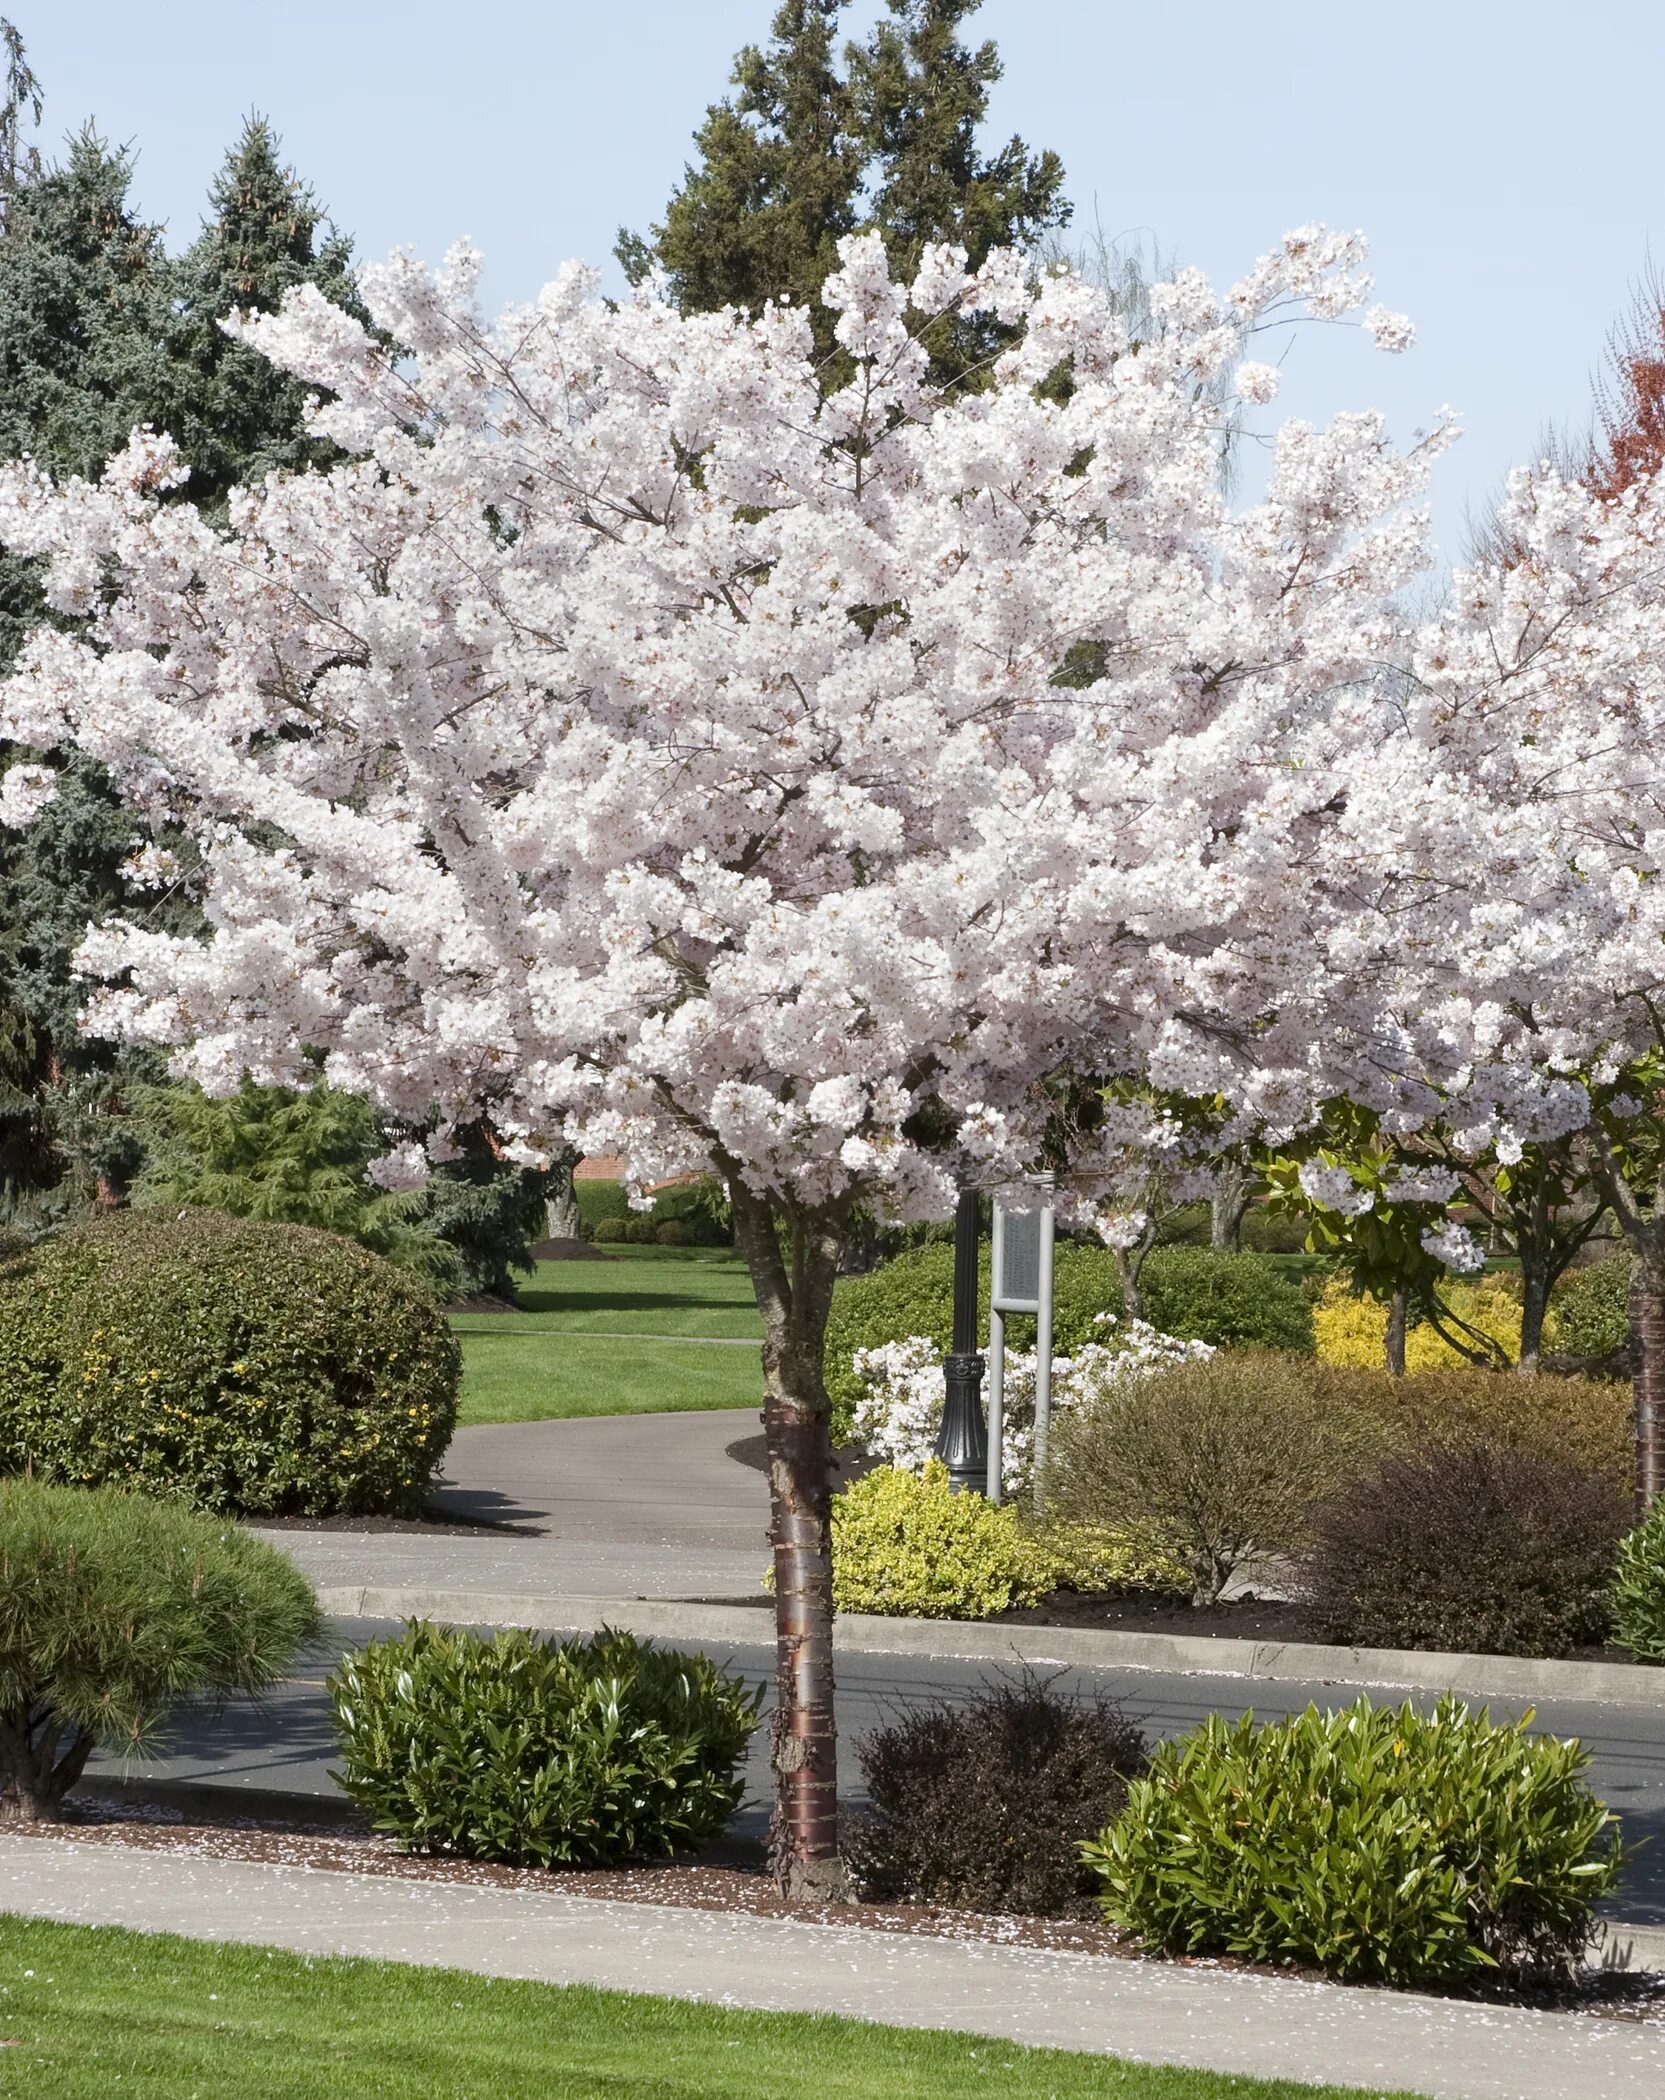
left=986, top=1173, right=1056, bottom=1503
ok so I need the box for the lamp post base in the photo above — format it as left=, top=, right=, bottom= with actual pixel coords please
left=938, top=1350, right=987, bottom=1494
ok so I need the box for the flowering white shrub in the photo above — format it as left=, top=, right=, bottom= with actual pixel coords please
left=850, top=1315, right=1214, bottom=1496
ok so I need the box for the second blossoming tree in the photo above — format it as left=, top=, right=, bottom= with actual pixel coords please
left=2, top=227, right=1457, bottom=1889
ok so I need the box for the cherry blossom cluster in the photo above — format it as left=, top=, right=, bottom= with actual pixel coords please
left=1, top=223, right=1633, bottom=1217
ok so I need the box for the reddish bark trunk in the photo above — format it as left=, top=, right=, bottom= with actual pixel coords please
left=1630, top=1260, right=1665, bottom=1516
left=728, top=1178, right=847, bottom=1899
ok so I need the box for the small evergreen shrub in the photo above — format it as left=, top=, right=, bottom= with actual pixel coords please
left=329, top=1623, right=761, bottom=1867
left=1302, top=1442, right=1628, bottom=1657
left=1028, top=1517, right=1190, bottom=1597
left=0, top=1209, right=460, bottom=1516
left=654, top=1219, right=695, bottom=1246
left=849, top=1675, right=1148, bottom=1914
left=1085, top=1696, right=1623, bottom=1984
left=1550, top=1253, right=1632, bottom=1362
left=590, top=1217, right=629, bottom=1243
left=829, top=1462, right=1053, bottom=1618
left=1042, top=1352, right=1383, bottom=1604
left=1610, top=1497, right=1665, bottom=1663
left=1140, top=1245, right=1314, bottom=1356
left=0, top=1478, right=319, bottom=1822
left=575, top=1177, right=632, bottom=1236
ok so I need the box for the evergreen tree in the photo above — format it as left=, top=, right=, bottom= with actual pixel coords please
left=162, top=116, right=369, bottom=515
left=619, top=0, right=1068, bottom=380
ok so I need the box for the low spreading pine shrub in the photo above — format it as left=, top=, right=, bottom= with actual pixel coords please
left=1301, top=1441, right=1628, bottom=1657
left=828, top=1462, right=1053, bottom=1618
left=0, top=1210, right=460, bottom=1517
left=329, top=1623, right=761, bottom=1867
left=1610, top=1497, right=1665, bottom=1664
left=0, top=1479, right=319, bottom=1822
left=849, top=1675, right=1148, bottom=1915
left=1041, top=1352, right=1383, bottom=1605
left=1086, top=1696, right=1623, bottom=1984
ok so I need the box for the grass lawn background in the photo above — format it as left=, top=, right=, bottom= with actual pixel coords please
left=0, top=1917, right=1415, bottom=2100
left=451, top=1248, right=763, bottom=1425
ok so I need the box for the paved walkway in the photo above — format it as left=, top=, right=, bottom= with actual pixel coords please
left=2, top=1834, right=1660, bottom=2100
left=258, top=1408, right=771, bottom=1602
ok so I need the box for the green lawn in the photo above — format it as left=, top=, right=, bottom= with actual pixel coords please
left=0, top=1917, right=1415, bottom=2100
left=452, top=1249, right=763, bottom=1425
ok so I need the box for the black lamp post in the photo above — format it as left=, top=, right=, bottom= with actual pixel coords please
left=934, top=1184, right=987, bottom=1493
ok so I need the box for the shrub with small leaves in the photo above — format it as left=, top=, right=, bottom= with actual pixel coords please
left=829, top=1461, right=1052, bottom=1618
left=329, top=1623, right=762, bottom=1867
left=1610, top=1497, right=1665, bottom=1664
left=0, top=1208, right=459, bottom=1517
left=1550, top=1253, right=1632, bottom=1363
left=0, top=1478, right=319, bottom=1823
left=849, top=1674, right=1148, bottom=1915
left=1302, top=1441, right=1628, bottom=1658
left=1085, top=1695, right=1623, bottom=1984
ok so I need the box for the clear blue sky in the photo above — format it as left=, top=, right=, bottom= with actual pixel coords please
left=23, top=1, right=1664, bottom=557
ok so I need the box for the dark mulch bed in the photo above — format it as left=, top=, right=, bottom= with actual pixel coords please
left=36, top=1796, right=1665, bottom=2017
left=990, top=1589, right=1312, bottom=1642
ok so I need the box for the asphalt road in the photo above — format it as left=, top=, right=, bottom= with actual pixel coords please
left=89, top=1616, right=1665, bottom=1925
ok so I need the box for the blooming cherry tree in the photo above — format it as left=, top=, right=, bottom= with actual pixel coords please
left=1, top=225, right=1449, bottom=1888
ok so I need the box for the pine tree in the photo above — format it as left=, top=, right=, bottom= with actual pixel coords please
left=162, top=116, right=369, bottom=515
left=619, top=0, right=1069, bottom=380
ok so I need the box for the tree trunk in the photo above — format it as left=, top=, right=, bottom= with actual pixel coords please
left=1630, top=1255, right=1665, bottom=1517
left=727, top=1177, right=847, bottom=1899
left=1384, top=1289, right=1408, bottom=1377
left=1112, top=1246, right=1143, bottom=1324
left=1210, top=1163, right=1252, bottom=1251
left=543, top=1146, right=582, bottom=1242
left=0, top=1707, right=91, bottom=1823
left=1517, top=1255, right=1550, bottom=1374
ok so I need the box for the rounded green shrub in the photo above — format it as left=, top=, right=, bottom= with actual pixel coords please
left=824, top=1241, right=1313, bottom=1442
left=329, top=1623, right=761, bottom=1866
left=830, top=1461, right=1053, bottom=1618
left=1550, top=1252, right=1631, bottom=1361
left=0, top=1477, right=319, bottom=1821
left=1611, top=1497, right=1665, bottom=1663
left=590, top=1216, right=629, bottom=1243
left=1085, top=1695, right=1623, bottom=1984
left=0, top=1209, right=460, bottom=1517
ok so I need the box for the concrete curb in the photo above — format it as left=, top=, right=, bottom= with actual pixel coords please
left=315, top=1588, right=1665, bottom=1711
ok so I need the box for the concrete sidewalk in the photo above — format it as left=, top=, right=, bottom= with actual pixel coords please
left=3, top=1834, right=1661, bottom=2100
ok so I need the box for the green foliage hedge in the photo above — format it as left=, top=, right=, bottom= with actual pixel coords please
left=0, top=1478, right=318, bottom=1820
left=0, top=1209, right=460, bottom=1517
left=329, top=1623, right=761, bottom=1867
left=579, top=1177, right=732, bottom=1246
left=828, top=1461, right=1053, bottom=1618
left=824, top=1241, right=1312, bottom=1440
left=1550, top=1252, right=1631, bottom=1361
left=1085, top=1696, right=1623, bottom=1984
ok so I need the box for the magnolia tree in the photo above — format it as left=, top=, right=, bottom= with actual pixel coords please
left=0, top=223, right=1520, bottom=1890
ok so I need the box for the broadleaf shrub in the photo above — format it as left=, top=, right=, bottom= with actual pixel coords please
left=1041, top=1352, right=1383, bottom=1604
left=1610, top=1497, right=1665, bottom=1664
left=1301, top=1442, right=1628, bottom=1657
left=849, top=1675, right=1148, bottom=1914
left=828, top=1461, right=1052, bottom=1618
left=824, top=1241, right=1313, bottom=1442
left=0, top=1479, right=319, bottom=1822
left=1550, top=1253, right=1632, bottom=1362
left=0, top=1209, right=460, bottom=1516
left=1085, top=1696, right=1623, bottom=1984
left=329, top=1623, right=761, bottom=1867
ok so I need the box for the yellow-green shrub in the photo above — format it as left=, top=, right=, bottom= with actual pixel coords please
left=1312, top=1273, right=1537, bottom=1371
left=830, top=1462, right=1052, bottom=1618
left=1030, top=1518, right=1189, bottom=1597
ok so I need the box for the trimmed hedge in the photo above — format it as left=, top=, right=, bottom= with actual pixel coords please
left=824, top=1241, right=1313, bottom=1441
left=1, top=1478, right=319, bottom=1820
left=0, top=1209, right=460, bottom=1517
left=329, top=1623, right=760, bottom=1866
left=1086, top=1695, right=1623, bottom=1984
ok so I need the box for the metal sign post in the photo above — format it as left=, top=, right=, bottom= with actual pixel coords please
left=986, top=1172, right=1056, bottom=1504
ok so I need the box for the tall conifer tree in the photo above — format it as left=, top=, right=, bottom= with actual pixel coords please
left=619, top=0, right=1068, bottom=380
